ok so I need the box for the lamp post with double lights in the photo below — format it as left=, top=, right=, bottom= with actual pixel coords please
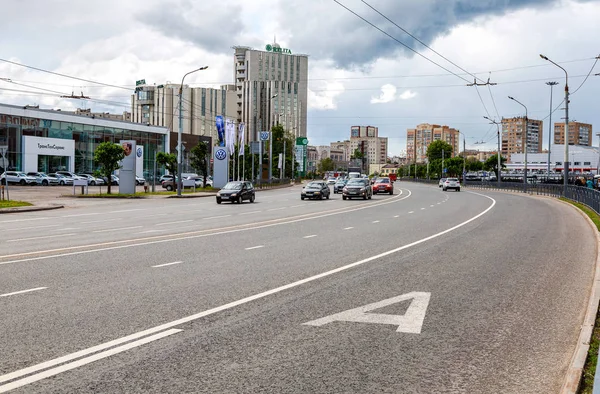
left=508, top=96, right=528, bottom=189
left=178, top=66, right=208, bottom=196
left=484, top=116, right=503, bottom=185
left=540, top=54, right=569, bottom=192
left=545, top=81, right=559, bottom=176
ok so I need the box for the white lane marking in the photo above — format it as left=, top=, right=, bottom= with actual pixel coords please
left=0, top=287, right=47, bottom=298
left=152, top=261, right=183, bottom=268
left=62, top=213, right=102, bottom=218
left=394, top=215, right=399, bottom=218
left=204, top=215, right=231, bottom=220
left=7, top=224, right=60, bottom=231
left=108, top=208, right=148, bottom=213
left=430, top=205, right=435, bottom=207
left=245, top=245, right=264, bottom=250
left=0, top=329, right=182, bottom=392
left=267, top=207, right=286, bottom=211
left=344, top=227, right=354, bottom=230
left=420, top=208, right=426, bottom=210
left=289, top=204, right=304, bottom=208
left=0, top=192, right=494, bottom=391
left=372, top=220, right=380, bottom=223
left=155, top=220, right=193, bottom=226
left=0, top=217, right=49, bottom=224
left=54, top=228, right=78, bottom=231
left=239, top=211, right=261, bottom=215
left=437, top=202, right=441, bottom=205
left=93, top=226, right=142, bottom=233
left=304, top=292, right=431, bottom=334
left=303, top=235, right=317, bottom=239
left=138, top=230, right=165, bottom=234
left=0, top=190, right=411, bottom=265
left=80, top=218, right=121, bottom=224
left=6, top=234, right=75, bottom=242
left=153, top=213, right=169, bottom=217
left=408, top=211, right=414, bottom=214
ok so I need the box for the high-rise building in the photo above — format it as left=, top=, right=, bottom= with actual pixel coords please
left=406, top=124, right=460, bottom=163
left=131, top=82, right=237, bottom=144
left=501, top=116, right=543, bottom=162
left=330, top=140, right=351, bottom=162
left=233, top=39, right=308, bottom=142
left=349, top=126, right=388, bottom=165
left=554, top=121, right=592, bottom=146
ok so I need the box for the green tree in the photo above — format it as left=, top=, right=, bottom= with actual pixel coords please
left=427, top=140, right=454, bottom=162
left=190, top=141, right=210, bottom=188
left=317, top=157, right=335, bottom=175
left=94, top=141, right=124, bottom=195
left=484, top=154, right=507, bottom=178
left=351, top=148, right=364, bottom=160
left=465, top=157, right=484, bottom=172
left=156, top=152, right=178, bottom=191
left=444, top=157, right=465, bottom=177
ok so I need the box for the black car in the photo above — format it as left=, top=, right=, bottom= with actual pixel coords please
left=333, top=179, right=347, bottom=194
left=301, top=181, right=330, bottom=200
left=216, top=181, right=255, bottom=204
left=342, top=178, right=372, bottom=200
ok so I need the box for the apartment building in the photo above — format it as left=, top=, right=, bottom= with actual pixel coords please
left=406, top=123, right=460, bottom=163
left=501, top=116, right=543, bottom=162
left=349, top=126, right=388, bottom=165
left=554, top=121, right=592, bottom=146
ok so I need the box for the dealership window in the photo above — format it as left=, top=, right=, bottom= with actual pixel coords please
left=584, top=162, right=591, bottom=165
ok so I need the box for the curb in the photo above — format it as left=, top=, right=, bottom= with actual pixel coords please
left=167, top=193, right=217, bottom=199
left=557, top=198, right=600, bottom=394
left=0, top=204, right=64, bottom=214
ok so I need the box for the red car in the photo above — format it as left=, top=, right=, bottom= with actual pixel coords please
left=372, top=177, right=393, bottom=195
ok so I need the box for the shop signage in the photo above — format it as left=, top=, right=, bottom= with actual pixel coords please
left=265, top=44, right=292, bottom=54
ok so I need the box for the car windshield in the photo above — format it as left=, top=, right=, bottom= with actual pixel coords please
left=376, top=179, right=389, bottom=183
left=222, top=182, right=243, bottom=190
left=447, top=178, right=458, bottom=182
left=18, top=172, right=27, bottom=177
left=306, top=182, right=322, bottom=188
left=346, top=180, right=364, bottom=186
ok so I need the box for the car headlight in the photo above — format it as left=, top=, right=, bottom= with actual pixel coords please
left=359, top=187, right=365, bottom=192
left=343, top=187, right=348, bottom=192
left=216, top=192, right=221, bottom=196
left=314, top=191, right=320, bottom=194
left=231, top=193, right=237, bottom=197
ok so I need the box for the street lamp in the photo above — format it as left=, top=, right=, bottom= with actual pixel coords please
left=178, top=66, right=208, bottom=196
left=540, top=54, right=569, bottom=193
left=508, top=96, right=528, bottom=189
left=484, top=116, right=503, bottom=185
left=545, top=81, right=559, bottom=177
left=268, top=94, right=278, bottom=181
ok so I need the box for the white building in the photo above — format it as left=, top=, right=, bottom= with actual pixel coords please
left=508, top=144, right=600, bottom=174
left=233, top=40, right=308, bottom=142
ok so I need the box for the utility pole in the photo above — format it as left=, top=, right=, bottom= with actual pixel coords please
left=442, top=149, right=445, bottom=178
left=485, top=117, right=503, bottom=185
left=463, top=137, right=466, bottom=182
left=546, top=81, right=558, bottom=177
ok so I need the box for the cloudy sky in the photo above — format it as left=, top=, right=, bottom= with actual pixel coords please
left=1, top=0, right=599, bottom=156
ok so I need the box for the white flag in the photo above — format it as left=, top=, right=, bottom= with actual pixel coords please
left=225, top=118, right=235, bottom=155
left=238, top=123, right=245, bottom=156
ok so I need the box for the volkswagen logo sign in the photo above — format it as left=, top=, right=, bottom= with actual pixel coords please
left=215, top=148, right=227, bottom=161
left=136, top=147, right=143, bottom=158
left=260, top=132, right=270, bottom=141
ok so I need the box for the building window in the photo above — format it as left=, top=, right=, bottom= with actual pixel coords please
left=584, top=162, right=591, bottom=165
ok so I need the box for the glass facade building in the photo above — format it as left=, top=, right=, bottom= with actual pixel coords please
left=0, top=104, right=169, bottom=177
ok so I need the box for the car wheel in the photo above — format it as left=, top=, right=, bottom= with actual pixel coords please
left=373, top=191, right=377, bottom=195
left=216, top=198, right=222, bottom=204
left=166, top=185, right=173, bottom=191
left=443, top=188, right=447, bottom=192
left=0, top=179, right=5, bottom=185
left=237, top=195, right=242, bottom=204
left=368, top=194, right=372, bottom=200
left=389, top=190, right=393, bottom=195
left=363, top=194, right=367, bottom=200
left=90, top=181, right=96, bottom=186
left=42, top=180, right=48, bottom=186
left=342, top=196, right=346, bottom=200
left=60, top=180, right=65, bottom=185
left=250, top=195, right=255, bottom=203
left=301, top=196, right=305, bottom=200
left=20, top=179, right=26, bottom=185
left=457, top=188, right=461, bottom=192
left=326, top=193, right=329, bottom=200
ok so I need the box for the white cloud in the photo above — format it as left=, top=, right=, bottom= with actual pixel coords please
left=371, top=84, right=397, bottom=104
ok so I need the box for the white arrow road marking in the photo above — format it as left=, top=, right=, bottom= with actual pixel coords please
left=303, top=292, right=431, bottom=334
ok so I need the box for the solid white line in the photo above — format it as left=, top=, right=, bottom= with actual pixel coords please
left=7, top=224, right=60, bottom=231
left=93, top=226, right=142, bottom=233
left=155, top=220, right=193, bottom=226
left=204, top=215, right=231, bottom=220
left=6, top=234, right=75, bottom=242
left=0, top=329, right=182, bottom=392
left=0, top=217, right=49, bottom=224
left=245, top=245, right=264, bottom=250
left=152, top=261, right=183, bottom=268
left=267, top=207, right=286, bottom=211
left=303, top=235, right=317, bottom=239
left=372, top=220, right=380, bottom=223
left=344, top=227, right=354, bottom=230
left=0, top=192, right=494, bottom=391
left=80, top=218, right=121, bottom=224
left=62, top=213, right=102, bottom=218
left=239, top=211, right=261, bottom=215
left=0, top=190, right=411, bottom=265
left=0, top=287, right=47, bottom=298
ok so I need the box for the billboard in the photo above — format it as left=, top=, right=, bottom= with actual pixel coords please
left=119, top=140, right=136, bottom=194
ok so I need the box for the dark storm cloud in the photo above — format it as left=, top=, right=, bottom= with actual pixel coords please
left=279, top=0, right=599, bottom=67
left=137, top=0, right=244, bottom=53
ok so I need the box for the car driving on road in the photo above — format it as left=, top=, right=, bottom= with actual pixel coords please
left=372, top=177, right=393, bottom=195
left=438, top=178, right=447, bottom=188
left=216, top=181, right=255, bottom=204
left=442, top=177, right=461, bottom=192
left=342, top=178, right=372, bottom=200
left=301, top=181, right=330, bottom=200
left=333, top=178, right=347, bottom=194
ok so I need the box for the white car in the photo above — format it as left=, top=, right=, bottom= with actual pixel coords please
left=136, top=176, right=146, bottom=186
left=438, top=178, right=447, bottom=188
left=56, top=171, right=85, bottom=181
left=77, top=174, right=105, bottom=186
left=26, top=172, right=59, bottom=186
left=326, top=177, right=337, bottom=185
left=1, top=171, right=37, bottom=185
left=442, top=178, right=460, bottom=192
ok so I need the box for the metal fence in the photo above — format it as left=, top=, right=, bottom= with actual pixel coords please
left=254, top=178, right=292, bottom=190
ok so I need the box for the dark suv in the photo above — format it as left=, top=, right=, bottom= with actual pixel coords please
left=342, top=178, right=372, bottom=200
left=216, top=181, right=255, bottom=204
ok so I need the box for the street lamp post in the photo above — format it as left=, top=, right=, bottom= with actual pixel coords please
left=545, top=81, right=558, bottom=177
left=178, top=66, right=208, bottom=196
left=540, top=54, right=569, bottom=193
left=508, top=96, right=528, bottom=190
left=484, top=116, right=503, bottom=185
left=268, top=94, right=278, bottom=181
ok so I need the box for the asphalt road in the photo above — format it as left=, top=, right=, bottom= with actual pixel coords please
left=0, top=182, right=596, bottom=393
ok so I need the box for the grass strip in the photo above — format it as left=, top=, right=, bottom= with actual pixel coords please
left=0, top=200, right=33, bottom=208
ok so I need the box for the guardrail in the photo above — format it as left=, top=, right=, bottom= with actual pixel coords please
left=254, top=178, right=292, bottom=190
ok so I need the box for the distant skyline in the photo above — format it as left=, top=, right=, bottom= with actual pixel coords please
left=1, top=0, right=599, bottom=156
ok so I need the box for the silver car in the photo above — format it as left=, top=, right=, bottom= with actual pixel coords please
left=1, top=171, right=37, bottom=185
left=26, top=172, right=59, bottom=186
left=442, top=178, right=461, bottom=192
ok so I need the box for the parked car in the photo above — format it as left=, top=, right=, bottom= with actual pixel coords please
left=333, top=178, right=347, bottom=194
left=301, top=181, right=330, bottom=200
left=111, top=175, right=119, bottom=186
left=187, top=176, right=213, bottom=188
left=438, top=178, right=447, bottom=188
left=26, top=172, right=59, bottom=186
left=77, top=174, right=105, bottom=186
left=216, top=181, right=255, bottom=204
left=56, top=171, right=84, bottom=181
left=442, top=178, right=461, bottom=192
left=373, top=177, right=393, bottom=195
left=1, top=171, right=38, bottom=185
left=159, top=174, right=174, bottom=183
left=342, top=178, right=372, bottom=200
left=48, top=173, right=74, bottom=186
left=136, top=176, right=146, bottom=186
